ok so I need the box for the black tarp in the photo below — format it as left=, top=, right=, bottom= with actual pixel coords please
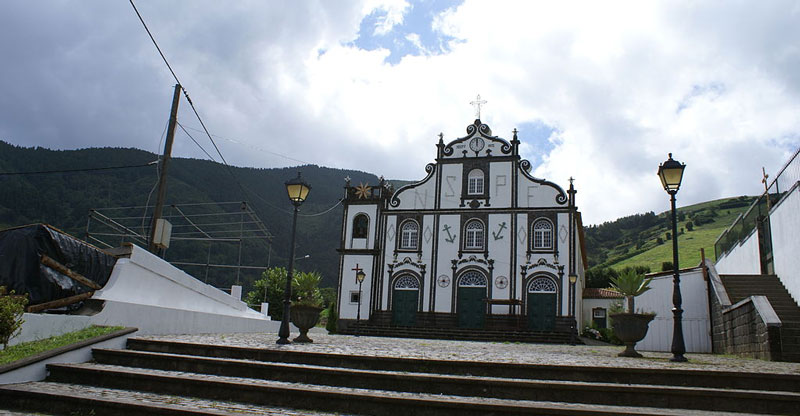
left=0, top=224, right=117, bottom=306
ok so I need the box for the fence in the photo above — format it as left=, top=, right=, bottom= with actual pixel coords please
left=715, top=147, right=800, bottom=259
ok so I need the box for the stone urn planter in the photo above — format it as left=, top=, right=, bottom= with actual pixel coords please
left=290, top=304, right=323, bottom=343
left=611, top=313, right=655, bottom=357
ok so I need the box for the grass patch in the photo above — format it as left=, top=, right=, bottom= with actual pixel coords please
left=0, top=325, right=124, bottom=366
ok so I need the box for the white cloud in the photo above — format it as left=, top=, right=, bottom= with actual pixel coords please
left=2, top=0, right=799, bottom=225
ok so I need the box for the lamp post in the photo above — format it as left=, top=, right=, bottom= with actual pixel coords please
left=658, top=153, right=688, bottom=362
left=569, top=272, right=578, bottom=345
left=356, top=269, right=366, bottom=323
left=277, top=172, right=311, bottom=345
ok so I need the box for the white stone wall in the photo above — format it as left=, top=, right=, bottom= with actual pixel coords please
left=715, top=228, right=761, bottom=275
left=766, top=184, right=800, bottom=305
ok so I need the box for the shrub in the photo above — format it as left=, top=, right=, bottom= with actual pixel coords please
left=661, top=261, right=673, bottom=272
left=686, top=221, right=694, bottom=231
left=325, top=302, right=338, bottom=334
left=0, top=286, right=28, bottom=349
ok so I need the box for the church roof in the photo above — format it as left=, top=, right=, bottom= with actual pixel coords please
left=583, top=288, right=624, bottom=299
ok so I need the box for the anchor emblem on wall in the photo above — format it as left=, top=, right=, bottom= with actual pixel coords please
left=442, top=224, right=457, bottom=243
left=492, top=222, right=507, bottom=240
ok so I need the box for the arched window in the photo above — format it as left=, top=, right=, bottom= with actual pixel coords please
left=464, top=220, right=484, bottom=250
left=459, top=270, right=487, bottom=287
left=352, top=214, right=369, bottom=239
left=532, top=219, right=553, bottom=250
left=467, top=169, right=484, bottom=195
left=400, top=220, right=419, bottom=249
left=528, top=276, right=557, bottom=293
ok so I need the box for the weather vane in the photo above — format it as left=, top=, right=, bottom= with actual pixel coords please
left=470, top=94, right=487, bottom=119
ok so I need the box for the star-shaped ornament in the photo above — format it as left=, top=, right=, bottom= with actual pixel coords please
left=354, top=183, right=370, bottom=199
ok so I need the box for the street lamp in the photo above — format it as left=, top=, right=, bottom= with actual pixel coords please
left=277, top=172, right=311, bottom=345
left=658, top=153, right=687, bottom=362
left=569, top=272, right=578, bottom=345
left=356, top=269, right=366, bottom=323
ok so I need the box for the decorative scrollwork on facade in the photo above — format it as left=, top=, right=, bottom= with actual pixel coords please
left=394, top=275, right=420, bottom=290
left=459, top=270, right=487, bottom=287
left=389, top=163, right=436, bottom=207
left=528, top=277, right=557, bottom=293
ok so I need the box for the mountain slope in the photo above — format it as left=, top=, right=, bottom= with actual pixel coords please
left=0, top=141, right=380, bottom=292
left=586, top=196, right=755, bottom=272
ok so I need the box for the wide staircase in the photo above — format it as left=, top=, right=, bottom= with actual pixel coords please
left=341, top=322, right=579, bottom=344
left=721, top=274, right=800, bottom=362
left=2, top=337, right=800, bottom=415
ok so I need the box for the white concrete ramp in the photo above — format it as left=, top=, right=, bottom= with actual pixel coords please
left=89, top=244, right=278, bottom=335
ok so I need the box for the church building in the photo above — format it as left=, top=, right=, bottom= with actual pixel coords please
left=336, top=117, right=587, bottom=339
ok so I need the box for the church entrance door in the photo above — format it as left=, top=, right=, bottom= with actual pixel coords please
left=527, top=276, right=557, bottom=331
left=457, top=270, right=487, bottom=329
left=392, top=275, right=419, bottom=326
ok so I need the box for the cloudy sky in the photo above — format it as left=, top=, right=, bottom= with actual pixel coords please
left=2, top=1, right=799, bottom=224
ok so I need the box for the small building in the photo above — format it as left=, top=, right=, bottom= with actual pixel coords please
left=335, top=118, right=586, bottom=340
left=582, top=288, right=623, bottom=329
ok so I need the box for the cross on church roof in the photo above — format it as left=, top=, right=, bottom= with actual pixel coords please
left=470, top=94, right=487, bottom=119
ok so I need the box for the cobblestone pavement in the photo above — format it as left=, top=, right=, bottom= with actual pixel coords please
left=141, top=331, right=800, bottom=375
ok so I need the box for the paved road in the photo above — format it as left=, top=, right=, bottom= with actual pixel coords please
left=142, top=331, right=800, bottom=375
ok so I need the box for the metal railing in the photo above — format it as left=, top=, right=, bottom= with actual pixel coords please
left=715, top=147, right=800, bottom=258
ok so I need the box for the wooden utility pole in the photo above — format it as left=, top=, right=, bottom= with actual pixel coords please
left=149, top=83, right=181, bottom=254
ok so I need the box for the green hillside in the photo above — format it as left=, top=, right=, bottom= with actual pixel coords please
left=0, top=140, right=380, bottom=293
left=588, top=196, right=756, bottom=273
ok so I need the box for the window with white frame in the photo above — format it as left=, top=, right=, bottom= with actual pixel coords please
left=467, top=169, right=484, bottom=195
left=464, top=220, right=484, bottom=250
left=400, top=220, right=419, bottom=250
left=532, top=219, right=553, bottom=250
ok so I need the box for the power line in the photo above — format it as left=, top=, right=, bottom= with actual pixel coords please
left=0, top=162, right=156, bottom=176
left=129, top=0, right=181, bottom=85
left=128, top=1, right=341, bottom=221
left=178, top=122, right=218, bottom=163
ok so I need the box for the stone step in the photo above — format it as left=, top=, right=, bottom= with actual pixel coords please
left=0, top=381, right=334, bottom=416
left=125, top=339, right=800, bottom=392
left=44, top=362, right=800, bottom=416
left=720, top=274, right=780, bottom=280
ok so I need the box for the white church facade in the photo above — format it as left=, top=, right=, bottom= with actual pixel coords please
left=336, top=119, right=587, bottom=338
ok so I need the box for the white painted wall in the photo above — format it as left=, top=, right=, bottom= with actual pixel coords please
left=767, top=185, right=800, bottom=305
left=635, top=268, right=711, bottom=353
left=715, top=228, right=761, bottom=274
left=490, top=161, right=513, bottom=208
left=339, top=254, right=374, bottom=320
left=439, top=163, right=462, bottom=210
left=345, top=205, right=377, bottom=250
left=582, top=298, right=621, bottom=328
left=9, top=314, right=93, bottom=347
left=393, top=175, right=436, bottom=210
left=434, top=215, right=459, bottom=312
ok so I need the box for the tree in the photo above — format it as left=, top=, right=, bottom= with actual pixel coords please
left=244, top=268, right=324, bottom=320
left=0, top=286, right=28, bottom=349
left=685, top=221, right=694, bottom=231
left=244, top=267, right=287, bottom=320
left=609, top=269, right=653, bottom=313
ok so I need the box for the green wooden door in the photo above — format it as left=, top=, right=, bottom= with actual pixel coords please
left=528, top=293, right=556, bottom=331
left=392, top=289, right=418, bottom=326
left=457, top=287, right=485, bottom=328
